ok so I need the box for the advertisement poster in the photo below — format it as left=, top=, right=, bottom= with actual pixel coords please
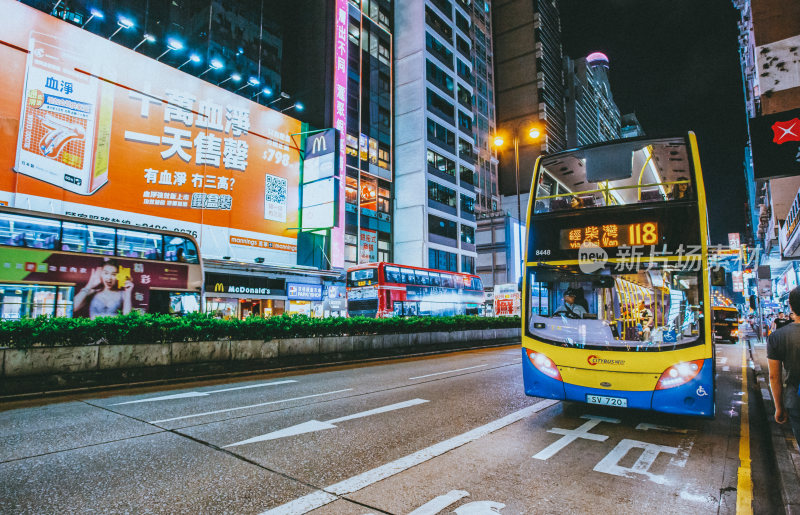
left=0, top=1, right=303, bottom=264
left=359, top=229, right=377, bottom=264
left=0, top=247, right=187, bottom=317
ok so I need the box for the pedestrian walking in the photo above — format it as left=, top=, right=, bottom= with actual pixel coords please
left=768, top=287, right=800, bottom=442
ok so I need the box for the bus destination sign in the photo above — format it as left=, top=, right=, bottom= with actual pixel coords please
left=559, top=222, right=658, bottom=250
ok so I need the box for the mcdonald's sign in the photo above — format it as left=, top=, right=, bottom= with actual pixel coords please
left=204, top=273, right=286, bottom=297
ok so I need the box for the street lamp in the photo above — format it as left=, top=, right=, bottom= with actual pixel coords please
left=280, top=101, right=304, bottom=113
left=81, top=8, right=103, bottom=29
left=177, top=54, right=201, bottom=70
left=252, top=87, right=273, bottom=101
left=157, top=38, right=183, bottom=61
left=236, top=76, right=260, bottom=92
left=218, top=73, right=241, bottom=86
left=268, top=91, right=291, bottom=108
left=493, top=122, right=542, bottom=281
left=199, top=59, right=223, bottom=77
left=108, top=16, right=134, bottom=40
left=132, top=33, right=155, bottom=51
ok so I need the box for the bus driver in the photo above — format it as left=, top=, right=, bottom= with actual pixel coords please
left=553, top=288, right=588, bottom=319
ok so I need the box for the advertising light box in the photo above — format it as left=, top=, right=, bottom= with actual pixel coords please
left=0, top=0, right=303, bottom=265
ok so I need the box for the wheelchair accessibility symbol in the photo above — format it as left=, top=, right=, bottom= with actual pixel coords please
left=696, top=386, right=709, bottom=397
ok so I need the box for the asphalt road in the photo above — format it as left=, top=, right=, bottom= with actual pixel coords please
left=0, top=341, right=781, bottom=514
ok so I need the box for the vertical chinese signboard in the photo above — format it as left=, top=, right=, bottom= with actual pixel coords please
left=359, top=228, right=377, bottom=263
left=330, top=0, right=350, bottom=268
left=0, top=0, right=302, bottom=265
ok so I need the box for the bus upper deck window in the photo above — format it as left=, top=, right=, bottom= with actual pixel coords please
left=385, top=266, right=402, bottom=283
left=86, top=226, right=115, bottom=255
left=117, top=229, right=163, bottom=260
left=0, top=213, right=60, bottom=249
left=61, top=222, right=88, bottom=253
left=440, top=274, right=454, bottom=288
left=165, top=236, right=197, bottom=263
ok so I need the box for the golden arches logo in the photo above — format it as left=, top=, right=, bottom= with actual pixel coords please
left=311, top=135, right=327, bottom=154
left=213, top=282, right=224, bottom=292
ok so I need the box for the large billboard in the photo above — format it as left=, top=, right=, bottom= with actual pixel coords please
left=0, top=1, right=303, bottom=265
left=750, top=107, right=800, bottom=180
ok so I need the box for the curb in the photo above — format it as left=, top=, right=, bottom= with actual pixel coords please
left=748, top=338, right=800, bottom=514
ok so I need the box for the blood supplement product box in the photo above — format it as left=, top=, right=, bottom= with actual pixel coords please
left=15, top=31, right=113, bottom=195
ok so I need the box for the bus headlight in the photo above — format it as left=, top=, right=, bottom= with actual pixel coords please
left=655, top=359, right=704, bottom=390
left=526, top=349, right=562, bottom=381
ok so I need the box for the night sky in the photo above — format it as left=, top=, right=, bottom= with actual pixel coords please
left=558, top=0, right=748, bottom=244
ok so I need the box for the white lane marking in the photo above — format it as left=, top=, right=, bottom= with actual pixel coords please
left=112, top=380, right=297, bottom=405
left=408, top=490, right=470, bottom=515
left=636, top=423, right=689, bottom=434
left=533, top=415, right=620, bottom=461
left=226, top=399, right=428, bottom=447
left=148, top=389, right=353, bottom=424
left=208, top=381, right=297, bottom=393
left=409, top=364, right=488, bottom=380
left=594, top=439, right=679, bottom=484
left=259, top=399, right=559, bottom=515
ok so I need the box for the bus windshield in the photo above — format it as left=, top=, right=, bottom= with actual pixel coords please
left=534, top=137, right=694, bottom=214
left=527, top=264, right=704, bottom=351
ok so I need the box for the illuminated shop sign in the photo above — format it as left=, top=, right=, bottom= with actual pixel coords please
left=287, top=282, right=323, bottom=301
left=205, top=273, right=285, bottom=296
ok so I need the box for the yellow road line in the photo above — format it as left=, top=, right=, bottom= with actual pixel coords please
left=737, top=343, right=753, bottom=514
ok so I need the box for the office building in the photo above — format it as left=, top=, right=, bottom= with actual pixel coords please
left=394, top=0, right=479, bottom=274
left=563, top=52, right=621, bottom=148
left=492, top=0, right=566, bottom=198
left=620, top=113, right=645, bottom=139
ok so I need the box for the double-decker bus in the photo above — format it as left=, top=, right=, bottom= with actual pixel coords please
left=346, top=262, right=484, bottom=318
left=0, top=207, right=202, bottom=319
left=522, top=133, right=715, bottom=417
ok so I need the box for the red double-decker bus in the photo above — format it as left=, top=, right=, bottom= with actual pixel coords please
left=346, top=262, right=484, bottom=318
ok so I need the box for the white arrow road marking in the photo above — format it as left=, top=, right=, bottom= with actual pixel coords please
left=259, top=399, right=559, bottom=515
left=112, top=380, right=297, bottom=405
left=409, top=364, right=488, bottom=380
left=225, top=398, right=429, bottom=447
left=149, top=389, right=352, bottom=424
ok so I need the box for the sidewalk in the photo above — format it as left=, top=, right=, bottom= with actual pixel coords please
left=747, top=336, right=800, bottom=514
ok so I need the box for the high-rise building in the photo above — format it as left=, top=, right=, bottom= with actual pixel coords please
left=393, top=0, right=480, bottom=274
left=469, top=1, right=500, bottom=217
left=492, top=0, right=566, bottom=198
left=563, top=52, right=621, bottom=148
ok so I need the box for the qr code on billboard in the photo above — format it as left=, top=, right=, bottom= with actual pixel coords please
left=264, top=174, right=287, bottom=222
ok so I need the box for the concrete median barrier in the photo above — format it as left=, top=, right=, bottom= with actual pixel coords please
left=0, top=327, right=521, bottom=396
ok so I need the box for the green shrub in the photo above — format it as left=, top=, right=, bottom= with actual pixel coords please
left=0, top=313, right=521, bottom=349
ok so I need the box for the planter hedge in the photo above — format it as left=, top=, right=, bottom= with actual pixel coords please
left=0, top=313, right=521, bottom=349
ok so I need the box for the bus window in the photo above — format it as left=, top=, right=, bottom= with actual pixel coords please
left=0, top=213, right=60, bottom=249
left=164, top=236, right=198, bottom=263
left=401, top=268, right=417, bottom=284
left=415, top=270, right=431, bottom=286
left=429, top=272, right=442, bottom=286
left=347, top=267, right=377, bottom=286
left=440, top=273, right=454, bottom=288
left=385, top=266, right=402, bottom=283
left=61, top=222, right=88, bottom=253
left=86, top=225, right=116, bottom=255
left=117, top=229, right=163, bottom=260
left=471, top=277, right=483, bottom=291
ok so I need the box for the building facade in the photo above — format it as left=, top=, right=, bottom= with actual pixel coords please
left=17, top=0, right=395, bottom=318
left=733, top=0, right=800, bottom=304
left=393, top=0, right=479, bottom=274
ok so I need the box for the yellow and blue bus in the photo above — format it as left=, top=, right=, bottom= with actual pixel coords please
left=522, top=133, right=714, bottom=417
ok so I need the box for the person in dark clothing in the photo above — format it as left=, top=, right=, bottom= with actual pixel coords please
left=768, top=287, right=800, bottom=441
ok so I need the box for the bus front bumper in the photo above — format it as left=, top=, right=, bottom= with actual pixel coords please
left=521, top=349, right=714, bottom=417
